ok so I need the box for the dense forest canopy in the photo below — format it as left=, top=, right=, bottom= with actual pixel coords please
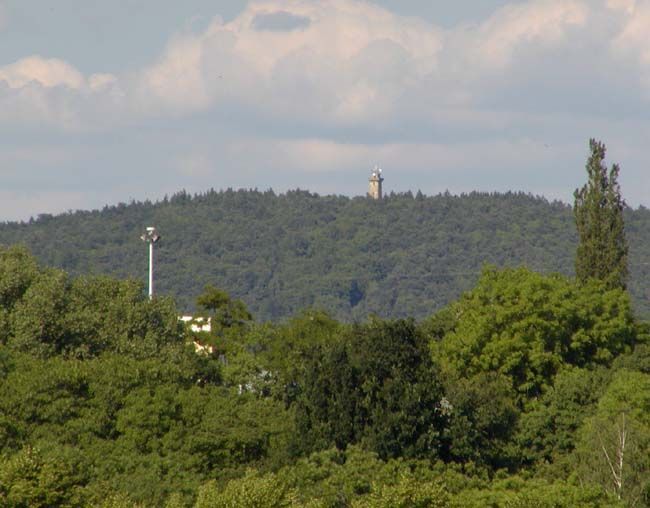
left=0, top=246, right=647, bottom=507
left=2, top=189, right=650, bottom=321
left=0, top=247, right=650, bottom=508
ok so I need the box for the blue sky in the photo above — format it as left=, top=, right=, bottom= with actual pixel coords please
left=1, top=0, right=649, bottom=220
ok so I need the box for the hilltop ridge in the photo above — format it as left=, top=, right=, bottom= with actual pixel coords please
left=2, top=188, right=650, bottom=320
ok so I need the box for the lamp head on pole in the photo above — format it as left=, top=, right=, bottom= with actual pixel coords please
left=141, top=226, right=161, bottom=243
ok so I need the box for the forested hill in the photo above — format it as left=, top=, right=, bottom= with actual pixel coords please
left=2, top=189, right=650, bottom=320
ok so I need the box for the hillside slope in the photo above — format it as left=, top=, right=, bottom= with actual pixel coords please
left=2, top=189, right=650, bottom=320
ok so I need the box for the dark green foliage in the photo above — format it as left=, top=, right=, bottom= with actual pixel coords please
left=196, top=285, right=252, bottom=327
left=612, top=342, right=650, bottom=374
left=442, top=373, right=519, bottom=469
left=293, top=319, right=447, bottom=460
left=3, top=188, right=650, bottom=319
left=574, top=139, right=628, bottom=289
left=0, top=190, right=587, bottom=321
left=0, top=246, right=647, bottom=506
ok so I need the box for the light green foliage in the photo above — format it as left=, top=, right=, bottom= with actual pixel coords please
left=0, top=246, right=39, bottom=344
left=3, top=249, right=182, bottom=359
left=515, top=367, right=609, bottom=466
left=278, top=446, right=391, bottom=505
left=0, top=246, right=39, bottom=309
left=0, top=446, right=88, bottom=508
left=449, top=477, right=622, bottom=508
left=97, top=384, right=289, bottom=505
left=575, top=370, right=650, bottom=505
left=0, top=241, right=647, bottom=506
left=94, top=493, right=146, bottom=508
left=436, top=267, right=635, bottom=398
left=351, top=475, right=449, bottom=508
left=574, top=139, right=628, bottom=290
left=195, top=471, right=300, bottom=508
left=65, top=275, right=183, bottom=358
left=277, top=446, right=449, bottom=507
left=9, top=268, right=70, bottom=356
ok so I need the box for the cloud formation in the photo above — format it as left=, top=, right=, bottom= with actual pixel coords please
left=2, top=0, right=649, bottom=128
left=252, top=10, right=311, bottom=31
left=0, top=56, right=85, bottom=88
left=4, top=0, right=649, bottom=130
left=1, top=0, right=650, bottom=219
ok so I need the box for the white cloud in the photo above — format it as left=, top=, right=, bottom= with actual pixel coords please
left=134, top=0, right=443, bottom=124
left=136, top=33, right=210, bottom=113
left=2, top=0, right=650, bottom=218
left=468, top=0, right=588, bottom=70
left=0, top=56, right=85, bottom=89
left=607, top=0, right=637, bottom=14
left=0, top=55, right=124, bottom=129
left=1, top=0, right=646, bottom=129
left=88, top=73, right=118, bottom=91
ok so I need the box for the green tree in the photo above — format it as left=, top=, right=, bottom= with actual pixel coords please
left=574, top=370, right=650, bottom=506
left=8, top=268, right=70, bottom=357
left=294, top=319, right=448, bottom=460
left=196, top=285, right=252, bottom=329
left=435, top=267, right=636, bottom=399
left=449, top=476, right=622, bottom=508
left=443, top=372, right=519, bottom=469
left=194, top=470, right=300, bottom=508
left=0, top=245, right=40, bottom=344
left=515, top=367, right=608, bottom=467
left=574, top=139, right=628, bottom=289
left=0, top=446, right=88, bottom=508
left=352, top=474, right=449, bottom=508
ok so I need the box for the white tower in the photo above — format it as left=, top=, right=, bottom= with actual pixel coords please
left=368, top=165, right=384, bottom=200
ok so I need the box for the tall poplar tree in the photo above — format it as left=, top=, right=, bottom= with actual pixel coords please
left=574, top=139, right=628, bottom=289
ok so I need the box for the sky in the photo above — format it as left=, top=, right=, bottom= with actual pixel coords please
left=1, top=0, right=650, bottom=221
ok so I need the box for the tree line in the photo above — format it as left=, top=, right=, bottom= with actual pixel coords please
left=1, top=170, right=650, bottom=322
left=0, top=139, right=647, bottom=506
left=0, top=259, right=647, bottom=505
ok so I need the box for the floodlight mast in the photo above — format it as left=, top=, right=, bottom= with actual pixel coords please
left=140, top=226, right=160, bottom=299
left=148, top=240, right=153, bottom=298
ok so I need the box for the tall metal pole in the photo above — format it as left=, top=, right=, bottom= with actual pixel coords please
left=149, top=240, right=154, bottom=299
left=141, top=226, right=161, bottom=300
